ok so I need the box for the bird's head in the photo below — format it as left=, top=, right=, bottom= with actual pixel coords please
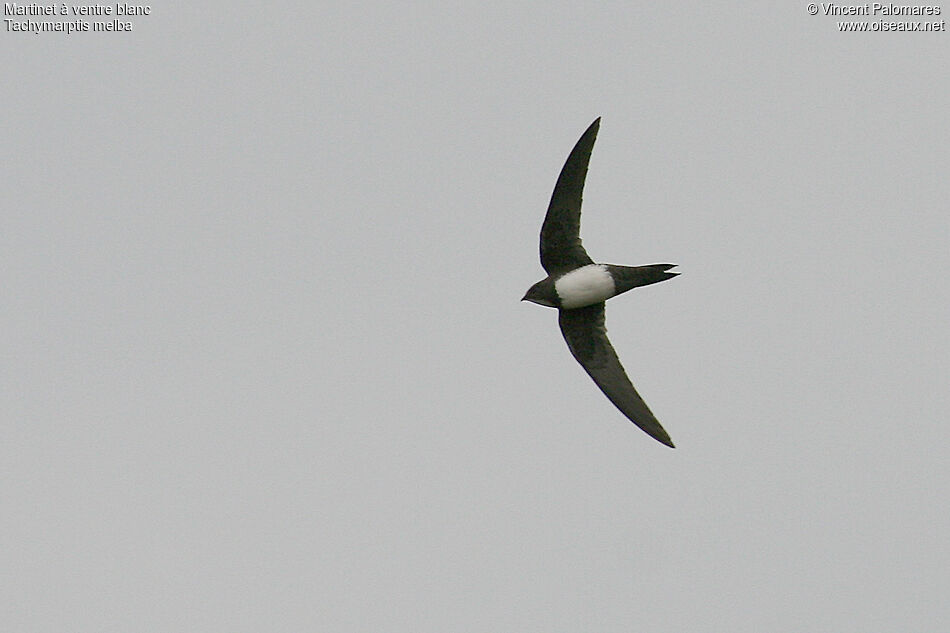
left=522, top=277, right=558, bottom=308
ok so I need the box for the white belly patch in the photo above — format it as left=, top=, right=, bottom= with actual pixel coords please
left=554, top=264, right=615, bottom=309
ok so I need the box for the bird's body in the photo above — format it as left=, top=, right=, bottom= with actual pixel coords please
left=522, top=118, right=679, bottom=448
left=553, top=264, right=614, bottom=309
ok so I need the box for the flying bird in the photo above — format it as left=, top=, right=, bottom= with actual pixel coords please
left=522, top=118, right=678, bottom=448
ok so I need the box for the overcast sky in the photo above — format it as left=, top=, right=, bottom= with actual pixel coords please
left=2, top=3, right=948, bottom=631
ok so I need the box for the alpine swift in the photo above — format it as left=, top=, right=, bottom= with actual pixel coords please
left=522, top=118, right=678, bottom=448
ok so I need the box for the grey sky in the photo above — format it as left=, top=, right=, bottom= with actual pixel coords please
left=2, top=3, right=948, bottom=631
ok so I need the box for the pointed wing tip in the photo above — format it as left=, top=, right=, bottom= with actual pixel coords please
left=575, top=117, right=601, bottom=146
left=623, top=416, right=675, bottom=447
left=643, top=425, right=675, bottom=448
left=626, top=415, right=675, bottom=448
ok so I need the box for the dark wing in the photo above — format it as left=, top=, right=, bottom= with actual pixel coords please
left=558, top=303, right=675, bottom=448
left=540, top=118, right=600, bottom=275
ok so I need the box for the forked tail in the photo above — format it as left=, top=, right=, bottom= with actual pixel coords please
left=607, top=264, right=679, bottom=295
